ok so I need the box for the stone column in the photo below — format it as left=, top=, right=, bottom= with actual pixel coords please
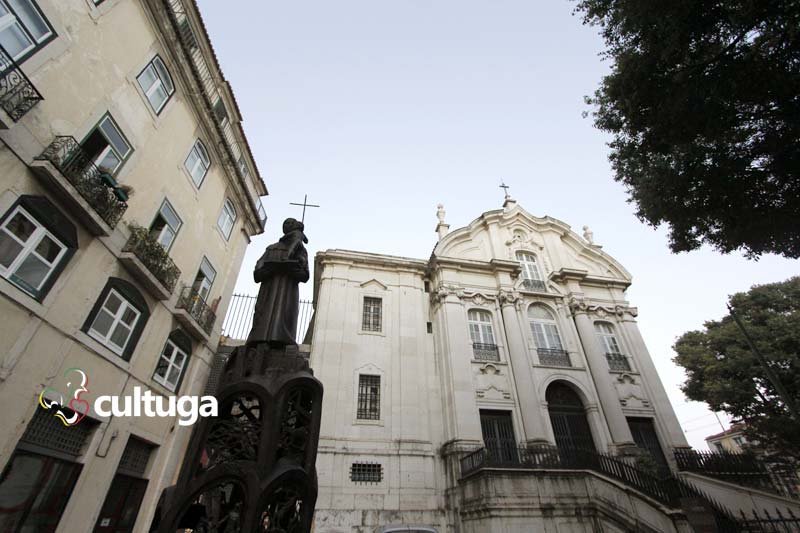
left=617, top=310, right=689, bottom=448
left=498, top=292, right=550, bottom=446
left=570, top=300, right=636, bottom=453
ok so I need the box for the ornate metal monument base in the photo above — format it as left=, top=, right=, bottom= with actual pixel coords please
left=153, top=342, right=322, bottom=532
left=153, top=218, right=321, bottom=532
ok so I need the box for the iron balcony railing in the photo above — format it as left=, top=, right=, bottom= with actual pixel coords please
left=176, top=285, right=217, bottom=335
left=123, top=225, right=181, bottom=293
left=36, top=136, right=128, bottom=227
left=472, top=343, right=499, bottom=361
left=0, top=43, right=43, bottom=122
left=537, top=348, right=571, bottom=367
left=460, top=445, right=741, bottom=531
left=521, top=278, right=547, bottom=292
left=605, top=352, right=631, bottom=371
left=221, top=293, right=314, bottom=344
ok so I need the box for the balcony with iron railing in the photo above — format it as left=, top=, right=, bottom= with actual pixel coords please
left=605, top=352, right=631, bottom=372
left=175, top=285, right=217, bottom=341
left=119, top=224, right=181, bottom=300
left=472, top=343, right=500, bottom=362
left=521, top=278, right=547, bottom=292
left=0, top=43, right=43, bottom=126
left=537, top=348, right=571, bottom=367
left=29, top=136, right=128, bottom=236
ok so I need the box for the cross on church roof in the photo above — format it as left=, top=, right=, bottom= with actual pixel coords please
left=289, top=194, right=320, bottom=223
left=499, top=181, right=511, bottom=200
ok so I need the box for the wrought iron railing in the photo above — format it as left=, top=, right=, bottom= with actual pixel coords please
left=674, top=449, right=792, bottom=497
left=472, top=343, right=500, bottom=361
left=537, top=348, right=571, bottom=367
left=221, top=293, right=314, bottom=344
left=521, top=278, right=547, bottom=292
left=460, top=445, right=741, bottom=531
left=161, top=0, right=266, bottom=230
left=605, top=352, right=631, bottom=371
left=176, top=285, right=216, bottom=335
left=123, top=224, right=181, bottom=293
left=0, top=44, right=43, bottom=121
left=36, top=136, right=128, bottom=227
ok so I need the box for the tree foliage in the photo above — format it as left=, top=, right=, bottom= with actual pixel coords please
left=673, top=277, right=800, bottom=457
left=574, top=1, right=800, bottom=258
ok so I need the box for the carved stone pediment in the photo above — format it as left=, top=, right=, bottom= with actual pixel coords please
left=615, top=374, right=650, bottom=409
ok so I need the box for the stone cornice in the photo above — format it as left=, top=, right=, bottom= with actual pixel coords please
left=567, top=296, right=638, bottom=319
left=429, top=256, right=521, bottom=276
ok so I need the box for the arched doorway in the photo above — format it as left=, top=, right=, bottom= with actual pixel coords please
left=546, top=382, right=596, bottom=454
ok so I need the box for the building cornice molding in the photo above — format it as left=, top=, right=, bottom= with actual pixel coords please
left=567, top=296, right=638, bottom=319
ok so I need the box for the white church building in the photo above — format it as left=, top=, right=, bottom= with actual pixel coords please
left=306, top=197, right=702, bottom=532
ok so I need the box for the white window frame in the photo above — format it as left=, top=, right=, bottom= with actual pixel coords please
left=0, top=206, right=67, bottom=297
left=151, top=199, right=182, bottom=251
left=184, top=139, right=211, bottom=187
left=88, top=288, right=141, bottom=356
left=362, top=296, right=382, bottom=332
left=153, top=338, right=188, bottom=391
left=193, top=257, right=216, bottom=301
left=136, top=55, right=175, bottom=114
left=85, top=114, right=133, bottom=175
left=528, top=306, right=564, bottom=350
left=216, top=199, right=237, bottom=240
left=595, top=322, right=622, bottom=354
left=516, top=251, right=543, bottom=281
left=467, top=309, right=495, bottom=346
left=0, top=0, right=53, bottom=62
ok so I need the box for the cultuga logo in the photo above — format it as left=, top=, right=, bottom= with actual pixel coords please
left=39, top=368, right=217, bottom=426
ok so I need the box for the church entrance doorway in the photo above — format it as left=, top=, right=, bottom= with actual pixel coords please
left=479, top=410, right=517, bottom=464
left=546, top=382, right=596, bottom=455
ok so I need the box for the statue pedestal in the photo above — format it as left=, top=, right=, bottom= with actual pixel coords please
left=152, top=342, right=323, bottom=532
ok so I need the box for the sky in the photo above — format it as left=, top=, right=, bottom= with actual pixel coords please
left=196, top=0, right=798, bottom=450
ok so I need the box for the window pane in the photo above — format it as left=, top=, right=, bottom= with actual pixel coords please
left=173, top=350, right=185, bottom=367
left=153, top=57, right=174, bottom=94
left=167, top=366, right=180, bottom=386
left=96, top=147, right=122, bottom=173
left=0, top=21, right=34, bottom=59
left=7, top=0, right=50, bottom=41
left=0, top=231, right=23, bottom=268
left=120, top=306, right=137, bottom=326
left=137, top=64, right=157, bottom=92
left=5, top=211, right=36, bottom=242
left=99, top=117, right=131, bottom=158
left=13, top=253, right=49, bottom=289
left=196, top=142, right=209, bottom=166
left=157, top=226, right=174, bottom=249
left=153, top=356, right=168, bottom=379
left=148, top=84, right=168, bottom=112
left=104, top=292, right=122, bottom=314
left=159, top=202, right=181, bottom=231
left=199, top=258, right=216, bottom=283
left=34, top=235, right=62, bottom=264
left=110, top=322, right=132, bottom=349
left=91, top=309, right=115, bottom=337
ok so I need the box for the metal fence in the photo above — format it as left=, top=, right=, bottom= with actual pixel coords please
left=221, top=294, right=314, bottom=344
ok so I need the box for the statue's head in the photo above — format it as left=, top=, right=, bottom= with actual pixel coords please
left=282, top=218, right=304, bottom=235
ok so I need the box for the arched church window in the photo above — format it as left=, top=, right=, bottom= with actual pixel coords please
left=467, top=309, right=498, bottom=361
left=528, top=305, right=570, bottom=367
left=594, top=322, right=630, bottom=371
left=516, top=251, right=546, bottom=292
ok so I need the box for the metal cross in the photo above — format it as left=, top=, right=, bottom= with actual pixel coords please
left=499, top=181, right=511, bottom=199
left=289, top=194, right=320, bottom=223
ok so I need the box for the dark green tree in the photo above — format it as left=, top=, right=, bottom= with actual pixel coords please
left=673, top=277, right=800, bottom=458
left=574, top=1, right=800, bottom=258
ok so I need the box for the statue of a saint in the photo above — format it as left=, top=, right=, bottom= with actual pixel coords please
left=247, top=218, right=310, bottom=346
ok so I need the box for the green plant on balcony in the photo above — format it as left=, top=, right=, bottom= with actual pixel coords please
left=124, top=223, right=181, bottom=292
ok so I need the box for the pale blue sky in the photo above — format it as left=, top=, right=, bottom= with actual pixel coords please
left=196, top=0, right=798, bottom=449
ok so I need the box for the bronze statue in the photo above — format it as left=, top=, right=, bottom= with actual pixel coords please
left=247, top=218, right=310, bottom=346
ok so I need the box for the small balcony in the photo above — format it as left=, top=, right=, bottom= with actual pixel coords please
left=521, top=278, right=547, bottom=292
left=0, top=44, right=43, bottom=126
left=538, top=348, right=571, bottom=367
left=606, top=352, right=631, bottom=372
left=472, top=343, right=499, bottom=362
left=120, top=225, right=181, bottom=300
left=30, top=137, right=128, bottom=236
left=175, top=285, right=216, bottom=341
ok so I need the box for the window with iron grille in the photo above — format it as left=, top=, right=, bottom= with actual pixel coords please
left=350, top=462, right=382, bottom=483
left=357, top=374, right=380, bottom=420
left=20, top=404, right=96, bottom=458
left=118, top=436, right=155, bottom=478
left=362, top=296, right=382, bottom=332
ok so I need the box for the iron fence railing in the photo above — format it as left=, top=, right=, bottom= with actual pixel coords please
left=36, top=136, right=128, bottom=227
left=0, top=43, right=43, bottom=121
left=123, top=225, right=181, bottom=293
left=521, top=278, right=547, bottom=292
left=176, top=285, right=216, bottom=335
left=460, top=445, right=742, bottom=531
left=221, top=293, right=313, bottom=344
left=605, top=352, right=631, bottom=371
left=738, top=508, right=800, bottom=532
left=472, top=343, right=500, bottom=361
left=537, top=348, right=571, bottom=367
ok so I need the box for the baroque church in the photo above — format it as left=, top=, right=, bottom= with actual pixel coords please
left=306, top=196, right=695, bottom=532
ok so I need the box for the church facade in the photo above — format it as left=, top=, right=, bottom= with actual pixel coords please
left=308, top=198, right=693, bottom=532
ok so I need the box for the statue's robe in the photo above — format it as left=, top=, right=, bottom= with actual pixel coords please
left=246, top=238, right=309, bottom=345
